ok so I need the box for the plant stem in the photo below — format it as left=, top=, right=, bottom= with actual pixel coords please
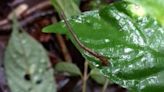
left=101, top=79, right=109, bottom=92
left=82, top=61, right=89, bottom=92
left=56, top=34, right=72, bottom=62
left=60, top=11, right=109, bottom=66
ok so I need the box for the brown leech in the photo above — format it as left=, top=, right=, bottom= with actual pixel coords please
left=60, top=11, right=109, bottom=66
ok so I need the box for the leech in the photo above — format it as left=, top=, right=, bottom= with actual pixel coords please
left=60, top=11, right=109, bottom=66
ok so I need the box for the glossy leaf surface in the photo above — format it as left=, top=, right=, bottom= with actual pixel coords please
left=126, top=0, right=164, bottom=26
left=5, top=19, right=56, bottom=92
left=43, top=1, right=164, bottom=92
left=55, top=62, right=81, bottom=76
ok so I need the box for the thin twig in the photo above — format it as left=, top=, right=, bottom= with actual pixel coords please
left=82, top=61, right=89, bottom=92
left=101, top=79, right=109, bottom=92
left=0, top=1, right=52, bottom=31
left=0, top=10, right=54, bottom=31
left=24, top=1, right=51, bottom=16
left=0, top=19, right=8, bottom=26
left=60, top=11, right=109, bottom=66
left=56, top=34, right=72, bottom=62
left=51, top=10, right=72, bottom=63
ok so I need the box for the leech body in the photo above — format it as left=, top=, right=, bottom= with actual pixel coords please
left=60, top=12, right=109, bottom=66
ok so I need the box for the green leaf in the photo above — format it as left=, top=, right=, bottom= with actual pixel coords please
left=90, top=68, right=108, bottom=85
left=51, top=0, right=80, bottom=18
left=43, top=1, right=164, bottom=92
left=126, top=0, right=164, bottom=26
left=55, top=62, right=81, bottom=76
left=73, top=0, right=80, bottom=6
left=89, top=0, right=106, bottom=10
left=4, top=18, right=56, bottom=92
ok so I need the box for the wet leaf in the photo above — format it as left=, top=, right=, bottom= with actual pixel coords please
left=43, top=1, right=164, bottom=92
left=4, top=18, right=56, bottom=92
left=55, top=62, right=81, bottom=76
left=126, top=0, right=164, bottom=26
left=90, top=68, right=108, bottom=85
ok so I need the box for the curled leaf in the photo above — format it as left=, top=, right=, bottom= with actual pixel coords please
left=90, top=68, right=108, bottom=85
left=55, top=62, right=81, bottom=76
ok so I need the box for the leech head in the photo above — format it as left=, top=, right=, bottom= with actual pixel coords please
left=99, top=56, right=109, bottom=66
